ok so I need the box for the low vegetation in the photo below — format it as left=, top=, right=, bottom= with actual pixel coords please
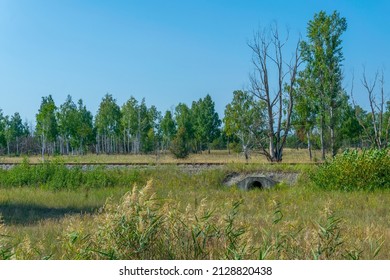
left=0, top=156, right=389, bottom=260
left=0, top=158, right=146, bottom=190
left=311, top=149, right=390, bottom=191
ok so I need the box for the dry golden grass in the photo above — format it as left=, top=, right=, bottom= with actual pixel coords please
left=0, top=148, right=324, bottom=164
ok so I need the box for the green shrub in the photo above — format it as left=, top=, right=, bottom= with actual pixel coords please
left=0, top=161, right=145, bottom=190
left=310, top=149, right=390, bottom=191
left=170, top=127, right=190, bottom=159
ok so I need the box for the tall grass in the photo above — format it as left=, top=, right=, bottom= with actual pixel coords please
left=57, top=180, right=387, bottom=260
left=0, top=215, right=13, bottom=260
left=1, top=163, right=389, bottom=260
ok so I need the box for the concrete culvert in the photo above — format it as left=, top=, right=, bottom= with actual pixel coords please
left=223, top=172, right=299, bottom=191
left=225, top=175, right=278, bottom=191
left=248, top=180, right=263, bottom=190
left=242, top=177, right=277, bottom=190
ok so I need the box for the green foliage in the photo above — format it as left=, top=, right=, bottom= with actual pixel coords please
left=160, top=110, right=176, bottom=150
left=192, top=94, right=221, bottom=152
left=35, top=95, right=58, bottom=159
left=120, top=96, right=139, bottom=147
left=57, top=96, right=95, bottom=154
left=0, top=110, right=30, bottom=155
left=223, top=200, right=250, bottom=259
left=300, top=10, right=348, bottom=157
left=170, top=127, right=190, bottom=158
left=310, top=149, right=390, bottom=191
left=336, top=98, right=363, bottom=148
left=95, top=94, right=121, bottom=137
left=0, top=110, right=6, bottom=149
left=120, top=97, right=161, bottom=154
left=57, top=95, right=78, bottom=147
left=143, top=105, right=162, bottom=153
left=0, top=216, right=13, bottom=260
left=1, top=112, right=29, bottom=155
left=224, top=90, right=265, bottom=159
left=76, top=99, right=96, bottom=153
left=0, top=160, right=144, bottom=190
left=36, top=95, right=58, bottom=143
left=312, top=214, right=344, bottom=259
left=174, top=103, right=194, bottom=143
left=95, top=94, right=121, bottom=154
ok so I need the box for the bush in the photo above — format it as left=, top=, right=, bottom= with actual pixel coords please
left=170, top=127, right=190, bottom=159
left=0, top=160, right=145, bottom=190
left=310, top=149, right=390, bottom=191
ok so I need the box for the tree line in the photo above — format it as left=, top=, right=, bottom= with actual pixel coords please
left=0, top=10, right=389, bottom=161
left=0, top=93, right=223, bottom=159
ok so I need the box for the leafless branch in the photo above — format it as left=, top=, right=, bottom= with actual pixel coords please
left=248, top=23, right=301, bottom=161
left=360, top=67, right=387, bottom=149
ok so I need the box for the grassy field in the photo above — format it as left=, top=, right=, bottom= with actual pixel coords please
left=1, top=160, right=389, bottom=260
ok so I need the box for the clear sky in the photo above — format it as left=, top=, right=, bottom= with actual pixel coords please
left=1, top=0, right=389, bottom=125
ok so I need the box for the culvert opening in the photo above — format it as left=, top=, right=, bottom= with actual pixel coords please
left=248, top=180, right=263, bottom=190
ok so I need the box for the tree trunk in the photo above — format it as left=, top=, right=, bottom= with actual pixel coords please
left=227, top=137, right=230, bottom=155
left=243, top=145, right=249, bottom=163
left=320, top=114, right=326, bottom=160
left=96, top=134, right=100, bottom=155
left=269, top=134, right=275, bottom=161
left=41, top=134, right=46, bottom=162
left=330, top=127, right=336, bottom=157
left=127, top=133, right=131, bottom=153
left=307, top=131, right=312, bottom=161
left=123, top=131, right=126, bottom=153
left=248, top=25, right=300, bottom=163
left=330, top=106, right=336, bottom=157
left=16, top=137, right=19, bottom=155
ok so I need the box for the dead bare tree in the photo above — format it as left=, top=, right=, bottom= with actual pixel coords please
left=248, top=24, right=301, bottom=162
left=351, top=67, right=389, bottom=149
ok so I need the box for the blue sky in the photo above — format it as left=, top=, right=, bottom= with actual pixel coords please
left=0, top=0, right=389, bottom=124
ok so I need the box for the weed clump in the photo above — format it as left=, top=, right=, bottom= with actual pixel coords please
left=0, top=216, right=13, bottom=260
left=61, top=180, right=253, bottom=260
left=310, top=149, right=390, bottom=191
left=0, top=159, right=144, bottom=190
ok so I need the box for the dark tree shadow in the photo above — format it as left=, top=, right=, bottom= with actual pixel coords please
left=0, top=203, right=98, bottom=225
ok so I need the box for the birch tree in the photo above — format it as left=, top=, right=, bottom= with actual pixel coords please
left=224, top=90, right=265, bottom=161
left=36, top=95, right=58, bottom=161
left=95, top=94, right=121, bottom=154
